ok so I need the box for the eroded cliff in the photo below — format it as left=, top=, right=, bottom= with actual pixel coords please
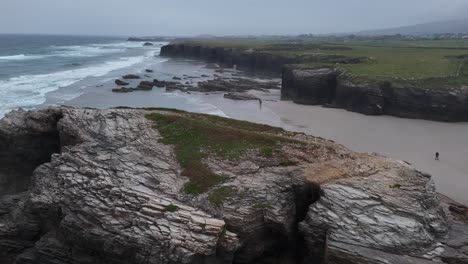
left=282, top=67, right=468, bottom=122
left=160, top=44, right=295, bottom=74
left=0, top=107, right=467, bottom=264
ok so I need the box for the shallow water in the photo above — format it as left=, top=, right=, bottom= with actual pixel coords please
left=0, top=34, right=164, bottom=117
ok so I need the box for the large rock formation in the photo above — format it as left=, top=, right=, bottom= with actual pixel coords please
left=160, top=43, right=468, bottom=121
left=281, top=68, right=341, bottom=105
left=0, top=107, right=467, bottom=264
left=160, top=44, right=296, bottom=74
left=281, top=67, right=468, bottom=122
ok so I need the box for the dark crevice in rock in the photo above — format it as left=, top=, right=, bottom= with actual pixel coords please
left=0, top=110, right=64, bottom=263
left=292, top=183, right=323, bottom=264
left=0, top=115, right=62, bottom=196
left=229, top=183, right=323, bottom=264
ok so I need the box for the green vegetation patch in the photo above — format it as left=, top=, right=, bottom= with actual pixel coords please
left=254, top=203, right=273, bottom=209
left=208, top=186, right=238, bottom=207
left=164, top=204, right=179, bottom=212
left=113, top=106, right=187, bottom=113
left=146, top=112, right=301, bottom=195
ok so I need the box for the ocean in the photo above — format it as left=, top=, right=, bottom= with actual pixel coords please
left=0, top=34, right=166, bottom=117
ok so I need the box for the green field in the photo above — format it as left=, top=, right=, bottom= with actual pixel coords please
left=177, top=38, right=468, bottom=88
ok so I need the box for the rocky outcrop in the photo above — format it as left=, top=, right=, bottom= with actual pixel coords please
left=160, top=44, right=296, bottom=74
left=122, top=74, right=141, bottom=80
left=223, top=92, right=260, bottom=101
left=281, top=68, right=341, bottom=105
left=0, top=108, right=62, bottom=195
left=281, top=68, right=468, bottom=122
left=112, top=81, right=156, bottom=93
left=0, top=107, right=467, bottom=264
left=300, top=165, right=448, bottom=262
left=115, top=79, right=129, bottom=86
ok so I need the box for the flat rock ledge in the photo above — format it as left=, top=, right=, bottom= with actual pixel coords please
left=0, top=107, right=466, bottom=264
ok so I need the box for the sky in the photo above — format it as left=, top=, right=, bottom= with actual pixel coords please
left=1, top=0, right=468, bottom=36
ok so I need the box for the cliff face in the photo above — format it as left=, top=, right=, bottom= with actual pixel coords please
left=282, top=67, right=468, bottom=122
left=160, top=44, right=295, bottom=74
left=0, top=107, right=466, bottom=264
left=160, top=43, right=468, bottom=121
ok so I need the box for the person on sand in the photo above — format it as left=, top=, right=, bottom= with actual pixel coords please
left=435, top=152, right=440, bottom=160
left=259, top=99, right=263, bottom=110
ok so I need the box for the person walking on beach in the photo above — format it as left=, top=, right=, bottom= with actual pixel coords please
left=435, top=152, right=440, bottom=160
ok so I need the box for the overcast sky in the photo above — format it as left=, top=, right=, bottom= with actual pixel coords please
left=1, top=0, right=468, bottom=36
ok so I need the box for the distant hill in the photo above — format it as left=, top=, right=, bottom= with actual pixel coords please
left=358, top=19, right=468, bottom=36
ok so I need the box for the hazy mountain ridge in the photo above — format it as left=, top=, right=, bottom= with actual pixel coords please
left=358, top=18, right=468, bottom=35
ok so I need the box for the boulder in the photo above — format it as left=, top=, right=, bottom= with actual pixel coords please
left=122, top=74, right=141, bottom=80
left=112, top=87, right=134, bottom=93
left=145, top=69, right=154, bottom=73
left=143, top=42, right=154, bottom=46
left=136, top=81, right=154, bottom=91
left=224, top=92, right=260, bottom=101
left=115, top=79, right=130, bottom=86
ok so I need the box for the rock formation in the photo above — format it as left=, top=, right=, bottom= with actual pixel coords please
left=223, top=92, right=260, bottom=101
left=122, top=74, right=141, bottom=80
left=281, top=67, right=468, bottom=122
left=115, top=79, right=130, bottom=86
left=0, top=107, right=466, bottom=264
left=160, top=43, right=468, bottom=122
left=160, top=44, right=296, bottom=74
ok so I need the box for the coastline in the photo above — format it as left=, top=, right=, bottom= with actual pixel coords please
left=196, top=91, right=468, bottom=205
left=263, top=100, right=468, bottom=205
left=37, top=57, right=468, bottom=205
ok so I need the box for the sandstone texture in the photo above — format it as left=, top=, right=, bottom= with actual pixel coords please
left=0, top=107, right=467, bottom=264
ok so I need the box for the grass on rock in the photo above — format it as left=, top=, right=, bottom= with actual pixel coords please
left=146, top=112, right=301, bottom=195
left=164, top=204, right=179, bottom=212
left=254, top=203, right=273, bottom=209
left=208, top=186, right=238, bottom=207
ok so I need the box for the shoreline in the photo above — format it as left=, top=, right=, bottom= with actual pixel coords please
left=159, top=88, right=468, bottom=206
left=43, top=58, right=468, bottom=205
left=263, top=100, right=468, bottom=205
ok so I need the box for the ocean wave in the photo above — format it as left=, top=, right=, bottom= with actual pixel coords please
left=50, top=41, right=157, bottom=58
left=90, top=42, right=149, bottom=49
left=0, top=55, right=146, bottom=117
left=0, top=54, right=47, bottom=61
left=51, top=45, right=125, bottom=57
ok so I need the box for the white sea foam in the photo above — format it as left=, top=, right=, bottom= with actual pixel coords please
left=0, top=55, right=147, bottom=117
left=0, top=54, right=47, bottom=61
left=51, top=45, right=125, bottom=57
